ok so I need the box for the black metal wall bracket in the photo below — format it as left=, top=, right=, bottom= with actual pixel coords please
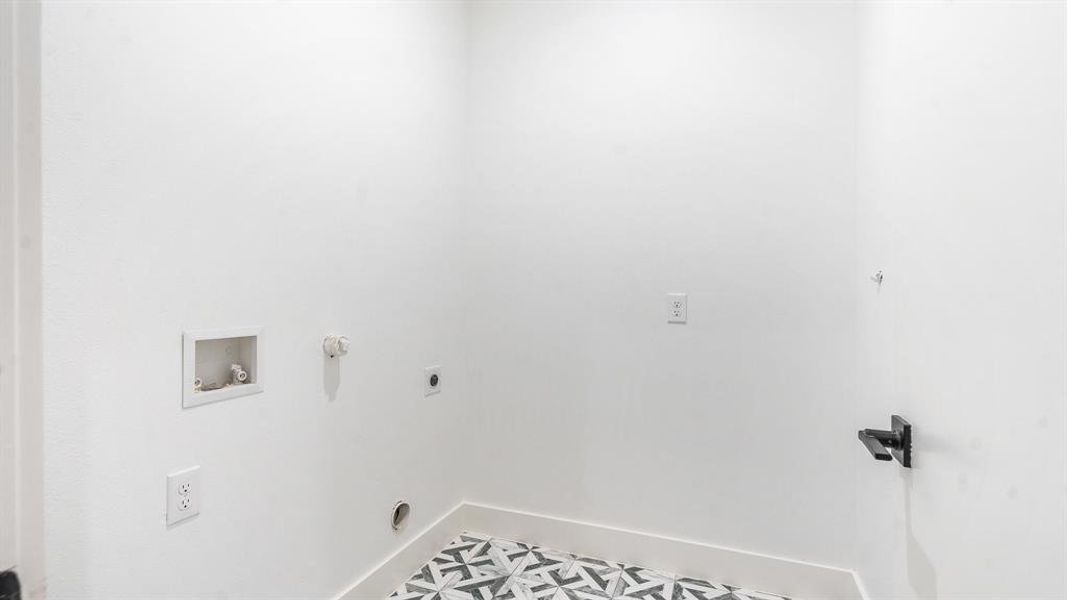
left=858, top=415, right=911, bottom=468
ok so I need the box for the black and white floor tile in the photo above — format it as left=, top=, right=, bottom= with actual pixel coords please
left=614, top=565, right=675, bottom=600
left=388, top=534, right=794, bottom=600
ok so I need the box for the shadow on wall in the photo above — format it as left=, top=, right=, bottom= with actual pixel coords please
left=323, top=355, right=340, bottom=402
left=903, top=470, right=937, bottom=598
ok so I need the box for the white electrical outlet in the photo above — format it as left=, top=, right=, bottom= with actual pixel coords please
left=166, top=466, right=200, bottom=526
left=424, top=365, right=442, bottom=396
left=667, top=293, right=687, bottom=323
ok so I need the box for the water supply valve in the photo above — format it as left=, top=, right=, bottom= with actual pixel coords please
left=230, top=363, right=249, bottom=385
left=323, top=335, right=351, bottom=358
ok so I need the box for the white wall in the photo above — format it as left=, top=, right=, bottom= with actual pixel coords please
left=854, top=2, right=1065, bottom=598
left=39, top=2, right=1067, bottom=598
left=1, top=0, right=18, bottom=573
left=41, top=2, right=470, bottom=597
left=464, top=1, right=861, bottom=572
left=1, top=0, right=44, bottom=595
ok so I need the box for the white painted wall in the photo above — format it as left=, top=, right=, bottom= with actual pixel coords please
left=463, top=1, right=861, bottom=572
left=2, top=0, right=44, bottom=595
left=41, top=2, right=471, bottom=597
left=0, top=0, right=17, bottom=572
left=38, top=1, right=1067, bottom=598
left=854, top=2, right=1066, bottom=598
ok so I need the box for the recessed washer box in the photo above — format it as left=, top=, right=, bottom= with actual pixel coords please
left=182, top=327, right=263, bottom=408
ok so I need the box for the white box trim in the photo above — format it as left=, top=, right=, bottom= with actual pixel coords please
left=181, top=327, right=263, bottom=408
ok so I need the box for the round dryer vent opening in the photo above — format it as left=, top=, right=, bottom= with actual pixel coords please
left=391, top=500, right=411, bottom=532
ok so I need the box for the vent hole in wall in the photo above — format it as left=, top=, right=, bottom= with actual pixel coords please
left=391, top=500, right=411, bottom=531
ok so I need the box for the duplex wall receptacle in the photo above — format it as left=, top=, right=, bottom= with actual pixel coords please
left=667, top=293, right=687, bottom=324
left=166, top=466, right=200, bottom=526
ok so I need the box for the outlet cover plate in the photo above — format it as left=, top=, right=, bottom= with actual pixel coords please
left=166, top=466, right=200, bottom=526
left=667, top=293, right=688, bottom=324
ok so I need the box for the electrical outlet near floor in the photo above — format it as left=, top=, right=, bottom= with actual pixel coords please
left=424, top=365, right=442, bottom=396
left=166, top=466, right=200, bottom=526
left=667, top=293, right=687, bottom=324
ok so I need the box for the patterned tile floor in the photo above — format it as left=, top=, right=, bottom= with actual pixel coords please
left=388, top=533, right=793, bottom=600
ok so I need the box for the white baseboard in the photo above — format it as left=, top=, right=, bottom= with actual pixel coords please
left=336, top=502, right=867, bottom=600
left=336, top=502, right=468, bottom=600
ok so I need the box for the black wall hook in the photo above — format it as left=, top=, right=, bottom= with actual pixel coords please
left=858, top=415, right=911, bottom=468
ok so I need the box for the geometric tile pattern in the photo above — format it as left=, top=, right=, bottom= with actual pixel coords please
left=388, top=533, right=794, bottom=600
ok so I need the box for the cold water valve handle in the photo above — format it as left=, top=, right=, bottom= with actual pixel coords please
left=858, top=415, right=912, bottom=468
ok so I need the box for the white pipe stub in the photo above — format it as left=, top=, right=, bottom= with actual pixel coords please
left=323, top=335, right=351, bottom=358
